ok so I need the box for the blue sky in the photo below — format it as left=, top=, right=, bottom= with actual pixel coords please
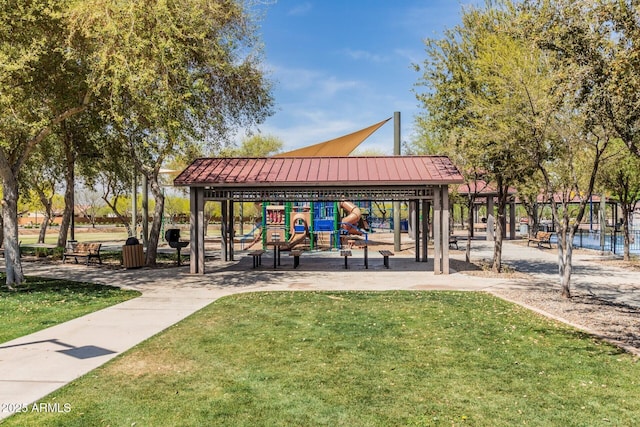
left=250, top=0, right=480, bottom=154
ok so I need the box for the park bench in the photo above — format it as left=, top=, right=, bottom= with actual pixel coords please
left=249, top=250, right=265, bottom=268
left=527, top=231, right=553, bottom=249
left=289, top=250, right=302, bottom=269
left=340, top=250, right=352, bottom=269
left=63, top=242, right=102, bottom=265
left=379, top=250, right=394, bottom=269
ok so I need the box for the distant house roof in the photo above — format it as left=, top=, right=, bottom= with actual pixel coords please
left=174, top=156, right=464, bottom=188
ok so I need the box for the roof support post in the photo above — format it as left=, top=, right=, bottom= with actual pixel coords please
left=433, top=185, right=451, bottom=274
left=442, top=186, right=450, bottom=274
left=393, top=111, right=402, bottom=252
left=189, top=186, right=205, bottom=274
left=221, top=200, right=228, bottom=261
left=412, top=200, right=420, bottom=262
left=434, top=187, right=442, bottom=274
left=228, top=199, right=235, bottom=261
left=421, top=199, right=429, bottom=262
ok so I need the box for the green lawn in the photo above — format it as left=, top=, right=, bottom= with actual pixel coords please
left=5, top=291, right=639, bottom=426
left=17, top=230, right=130, bottom=245
left=0, top=275, right=140, bottom=344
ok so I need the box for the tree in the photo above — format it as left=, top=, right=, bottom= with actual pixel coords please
left=416, top=0, right=616, bottom=297
left=219, top=134, right=284, bottom=157
left=0, top=0, right=91, bottom=287
left=75, top=186, right=105, bottom=228
left=67, top=0, right=274, bottom=266
left=597, top=139, right=640, bottom=260
left=519, top=0, right=616, bottom=297
left=415, top=1, right=543, bottom=272
left=598, top=1, right=640, bottom=159
left=22, top=139, right=62, bottom=243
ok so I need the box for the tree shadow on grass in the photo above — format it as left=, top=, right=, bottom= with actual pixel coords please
left=0, top=274, right=126, bottom=295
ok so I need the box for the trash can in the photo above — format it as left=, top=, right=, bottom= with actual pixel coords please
left=122, top=238, right=144, bottom=269
left=520, top=223, right=528, bottom=236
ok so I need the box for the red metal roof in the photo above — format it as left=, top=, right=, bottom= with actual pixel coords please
left=456, top=180, right=518, bottom=196
left=174, top=156, right=464, bottom=187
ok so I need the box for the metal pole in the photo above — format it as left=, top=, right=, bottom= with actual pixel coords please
left=393, top=111, right=401, bottom=253
left=132, top=172, right=137, bottom=238
left=142, top=174, right=148, bottom=248
left=70, top=175, right=75, bottom=242
left=600, top=193, right=606, bottom=252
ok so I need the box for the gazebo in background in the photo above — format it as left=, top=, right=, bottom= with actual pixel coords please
left=456, top=180, right=519, bottom=241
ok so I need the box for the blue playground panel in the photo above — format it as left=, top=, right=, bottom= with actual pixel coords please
left=314, top=219, right=334, bottom=231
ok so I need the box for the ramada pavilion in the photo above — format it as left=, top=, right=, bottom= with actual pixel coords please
left=174, top=155, right=464, bottom=275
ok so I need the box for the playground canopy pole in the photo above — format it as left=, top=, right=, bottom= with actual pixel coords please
left=394, top=111, right=401, bottom=252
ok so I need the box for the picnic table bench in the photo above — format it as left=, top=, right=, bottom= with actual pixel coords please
left=340, top=250, right=352, bottom=269
left=289, top=250, right=302, bottom=269
left=249, top=250, right=265, bottom=268
left=379, top=250, right=394, bottom=269
left=527, top=231, right=553, bottom=249
left=63, top=242, right=102, bottom=265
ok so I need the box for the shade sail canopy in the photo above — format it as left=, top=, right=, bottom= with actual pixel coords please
left=273, top=118, right=391, bottom=157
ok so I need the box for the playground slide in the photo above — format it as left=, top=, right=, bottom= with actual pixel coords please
left=243, top=227, right=263, bottom=250
left=287, top=213, right=310, bottom=249
left=340, top=201, right=363, bottom=235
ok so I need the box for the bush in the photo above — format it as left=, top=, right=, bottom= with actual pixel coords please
left=51, top=247, right=65, bottom=260
left=35, top=247, right=49, bottom=258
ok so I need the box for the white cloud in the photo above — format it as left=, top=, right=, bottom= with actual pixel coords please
left=341, top=48, right=388, bottom=63
left=268, top=62, right=364, bottom=99
left=394, top=48, right=423, bottom=67
left=287, top=2, right=312, bottom=16
left=318, top=76, right=361, bottom=98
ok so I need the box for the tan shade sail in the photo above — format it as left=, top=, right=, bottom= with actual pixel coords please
left=273, top=117, right=391, bottom=157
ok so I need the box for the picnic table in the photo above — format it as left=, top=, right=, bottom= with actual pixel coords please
left=266, top=241, right=290, bottom=269
left=352, top=240, right=368, bottom=269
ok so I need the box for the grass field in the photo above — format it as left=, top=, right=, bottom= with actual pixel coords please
left=18, top=227, right=133, bottom=245
left=0, top=275, right=140, bottom=344
left=4, top=291, right=639, bottom=426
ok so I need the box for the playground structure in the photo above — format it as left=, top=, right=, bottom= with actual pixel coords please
left=241, top=200, right=410, bottom=251
left=261, top=201, right=373, bottom=251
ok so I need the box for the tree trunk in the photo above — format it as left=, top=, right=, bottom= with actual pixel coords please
left=491, top=183, right=508, bottom=273
left=0, top=213, right=4, bottom=246
left=554, top=210, right=578, bottom=299
left=621, top=203, right=631, bottom=261
left=57, top=135, right=75, bottom=248
left=559, top=230, right=574, bottom=298
left=466, top=195, right=474, bottom=263
left=102, top=194, right=133, bottom=237
left=37, top=212, right=50, bottom=244
left=145, top=173, right=165, bottom=266
left=35, top=190, right=53, bottom=244
left=2, top=175, right=25, bottom=289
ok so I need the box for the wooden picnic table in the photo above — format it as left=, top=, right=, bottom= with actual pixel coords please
left=266, top=241, right=290, bottom=269
left=352, top=240, right=369, bottom=269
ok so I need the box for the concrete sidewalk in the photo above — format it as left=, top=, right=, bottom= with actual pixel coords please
left=1, top=241, right=638, bottom=420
